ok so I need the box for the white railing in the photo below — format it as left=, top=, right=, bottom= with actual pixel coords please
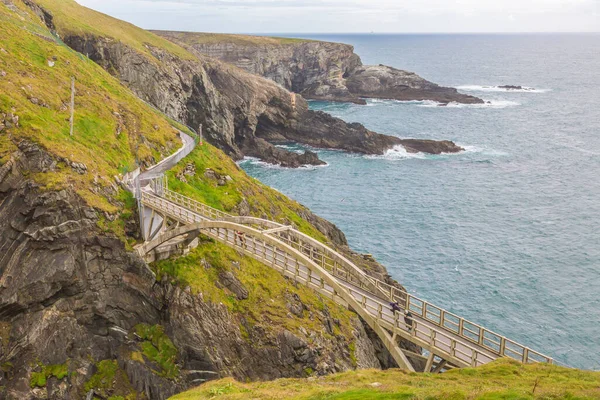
left=141, top=188, right=553, bottom=365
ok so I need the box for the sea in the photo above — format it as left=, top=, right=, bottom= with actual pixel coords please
left=240, top=33, right=600, bottom=370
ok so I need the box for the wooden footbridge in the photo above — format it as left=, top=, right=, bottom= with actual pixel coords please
left=134, top=174, right=553, bottom=373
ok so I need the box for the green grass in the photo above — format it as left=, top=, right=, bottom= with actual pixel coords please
left=0, top=0, right=179, bottom=227
left=30, top=363, right=69, bottom=388
left=169, top=359, right=600, bottom=400
left=166, top=142, right=329, bottom=244
left=84, top=360, right=138, bottom=399
left=133, top=324, right=180, bottom=380
left=154, top=31, right=314, bottom=47
left=34, top=0, right=195, bottom=61
left=152, top=240, right=357, bottom=343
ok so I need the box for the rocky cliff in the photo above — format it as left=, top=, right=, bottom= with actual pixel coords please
left=0, top=1, right=424, bottom=399
left=153, top=31, right=483, bottom=105
left=60, top=33, right=462, bottom=169
left=0, top=143, right=383, bottom=399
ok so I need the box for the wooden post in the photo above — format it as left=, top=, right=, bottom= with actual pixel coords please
left=198, top=124, right=203, bottom=145
left=69, top=77, right=75, bottom=136
left=424, top=353, right=435, bottom=373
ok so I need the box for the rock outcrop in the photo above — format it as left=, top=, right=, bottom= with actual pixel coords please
left=153, top=31, right=483, bottom=105
left=58, top=33, right=463, bottom=168
left=0, top=142, right=382, bottom=399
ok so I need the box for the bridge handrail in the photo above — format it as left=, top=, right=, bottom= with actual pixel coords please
left=139, top=197, right=502, bottom=369
left=161, top=188, right=385, bottom=292
left=146, top=189, right=553, bottom=365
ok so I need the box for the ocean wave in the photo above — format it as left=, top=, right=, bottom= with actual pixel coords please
left=364, top=145, right=427, bottom=161
left=237, top=156, right=329, bottom=170
left=274, top=144, right=304, bottom=154
left=440, top=100, right=520, bottom=109
left=459, top=144, right=510, bottom=157
left=365, top=98, right=520, bottom=109
left=456, top=85, right=551, bottom=93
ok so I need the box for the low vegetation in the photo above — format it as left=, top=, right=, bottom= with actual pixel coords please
left=29, top=363, right=68, bottom=388
left=84, top=360, right=138, bottom=400
left=166, top=143, right=329, bottom=244
left=155, top=31, right=313, bottom=47
left=133, top=324, right=180, bottom=380
left=0, top=0, right=179, bottom=217
left=152, top=239, right=356, bottom=342
left=35, top=0, right=195, bottom=61
left=170, top=358, right=600, bottom=400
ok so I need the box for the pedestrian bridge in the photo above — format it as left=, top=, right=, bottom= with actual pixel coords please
left=134, top=176, right=553, bottom=373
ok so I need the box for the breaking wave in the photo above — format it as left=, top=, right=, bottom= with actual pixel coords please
left=456, top=85, right=551, bottom=93
left=237, top=156, right=329, bottom=170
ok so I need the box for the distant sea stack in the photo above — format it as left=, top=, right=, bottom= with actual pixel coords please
left=151, top=31, right=484, bottom=105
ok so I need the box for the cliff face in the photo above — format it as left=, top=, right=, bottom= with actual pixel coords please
left=0, top=2, right=413, bottom=398
left=0, top=144, right=383, bottom=400
left=60, top=33, right=462, bottom=169
left=153, top=31, right=483, bottom=105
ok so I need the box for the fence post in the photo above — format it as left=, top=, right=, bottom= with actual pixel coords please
left=69, top=77, right=75, bottom=136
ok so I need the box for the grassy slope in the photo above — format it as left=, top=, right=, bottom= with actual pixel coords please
left=23, top=0, right=361, bottom=350
left=34, top=0, right=195, bottom=60
left=0, top=0, right=180, bottom=217
left=153, top=240, right=356, bottom=343
left=165, top=143, right=329, bottom=242
left=154, top=31, right=313, bottom=46
left=171, top=359, right=600, bottom=400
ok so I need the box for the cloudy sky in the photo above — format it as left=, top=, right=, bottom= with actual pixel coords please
left=76, top=0, right=599, bottom=33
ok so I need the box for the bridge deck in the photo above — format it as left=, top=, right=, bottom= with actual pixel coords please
left=137, top=184, right=553, bottom=371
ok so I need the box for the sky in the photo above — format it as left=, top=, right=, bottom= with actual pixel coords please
left=75, top=0, right=599, bottom=34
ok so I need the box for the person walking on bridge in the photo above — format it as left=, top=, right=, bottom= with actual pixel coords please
left=390, top=301, right=402, bottom=314
left=235, top=230, right=247, bottom=249
left=404, top=310, right=414, bottom=332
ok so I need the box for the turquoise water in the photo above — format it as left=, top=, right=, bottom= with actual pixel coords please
left=241, top=34, right=600, bottom=369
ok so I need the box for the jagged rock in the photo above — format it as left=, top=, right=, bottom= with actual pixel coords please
left=204, top=168, right=218, bottom=180
left=235, top=198, right=250, bottom=216
left=218, top=271, right=248, bottom=300
left=154, top=31, right=482, bottom=105
left=499, top=85, right=525, bottom=90
left=70, top=161, right=87, bottom=174
left=58, top=28, right=462, bottom=168
left=0, top=71, right=6, bottom=77
left=346, top=65, right=483, bottom=104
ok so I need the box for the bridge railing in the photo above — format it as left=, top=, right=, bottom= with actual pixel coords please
left=144, top=189, right=553, bottom=365
left=161, top=188, right=385, bottom=294
left=204, top=222, right=495, bottom=368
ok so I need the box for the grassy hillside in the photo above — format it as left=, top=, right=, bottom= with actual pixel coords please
left=0, top=0, right=180, bottom=214
left=171, top=359, right=600, bottom=400
left=34, top=0, right=195, bottom=60
left=165, top=143, right=329, bottom=243
left=153, top=31, right=313, bottom=47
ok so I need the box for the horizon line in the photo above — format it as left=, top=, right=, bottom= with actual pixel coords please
left=162, top=30, right=600, bottom=36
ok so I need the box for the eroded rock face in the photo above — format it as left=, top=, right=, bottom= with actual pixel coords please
left=346, top=65, right=483, bottom=105
left=0, top=144, right=384, bottom=399
left=153, top=31, right=483, bottom=105
left=58, top=30, right=463, bottom=168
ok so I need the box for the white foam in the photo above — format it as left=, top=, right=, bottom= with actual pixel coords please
left=364, top=145, right=427, bottom=161
left=237, top=156, right=329, bottom=170
left=458, top=144, right=510, bottom=157
left=274, top=144, right=304, bottom=154
left=443, top=100, right=521, bottom=109
left=456, top=85, right=551, bottom=93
